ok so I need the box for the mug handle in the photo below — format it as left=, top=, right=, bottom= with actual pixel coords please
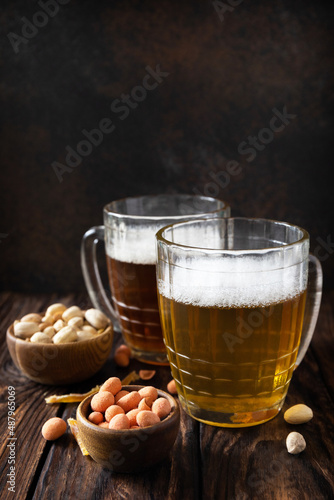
left=295, top=254, right=323, bottom=368
left=81, top=226, right=120, bottom=332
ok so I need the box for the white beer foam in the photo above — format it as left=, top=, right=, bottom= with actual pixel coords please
left=106, top=226, right=158, bottom=265
left=158, top=256, right=308, bottom=308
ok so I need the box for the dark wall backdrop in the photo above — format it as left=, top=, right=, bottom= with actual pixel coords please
left=0, top=0, right=333, bottom=292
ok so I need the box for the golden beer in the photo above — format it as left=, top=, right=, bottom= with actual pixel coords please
left=158, top=291, right=306, bottom=426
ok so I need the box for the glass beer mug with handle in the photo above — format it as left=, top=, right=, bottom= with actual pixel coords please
left=81, top=194, right=230, bottom=365
left=156, top=217, right=322, bottom=426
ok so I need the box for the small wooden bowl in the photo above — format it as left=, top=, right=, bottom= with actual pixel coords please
left=6, top=324, right=113, bottom=385
left=76, top=385, right=180, bottom=473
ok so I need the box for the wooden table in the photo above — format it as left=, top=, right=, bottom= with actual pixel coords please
left=1, top=292, right=333, bottom=500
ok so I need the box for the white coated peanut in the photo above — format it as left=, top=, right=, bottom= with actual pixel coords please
left=30, top=332, right=53, bottom=344
left=62, top=306, right=84, bottom=322
left=14, top=322, right=40, bottom=339
left=85, top=309, right=109, bottom=329
left=286, top=432, right=306, bottom=454
left=53, top=326, right=78, bottom=344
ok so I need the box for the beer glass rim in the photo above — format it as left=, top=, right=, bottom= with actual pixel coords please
left=156, top=217, right=309, bottom=254
left=103, top=194, right=229, bottom=221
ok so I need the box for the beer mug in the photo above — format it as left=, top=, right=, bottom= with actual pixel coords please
left=81, top=195, right=230, bottom=365
left=156, top=217, right=322, bottom=426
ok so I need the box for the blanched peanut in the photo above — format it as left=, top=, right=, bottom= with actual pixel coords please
left=39, top=322, right=51, bottom=331
left=152, top=398, right=171, bottom=419
left=138, top=398, right=151, bottom=411
left=62, top=306, right=84, bottom=322
left=138, top=386, right=158, bottom=406
left=53, top=326, right=78, bottom=344
left=46, top=303, right=67, bottom=317
left=77, top=330, right=95, bottom=341
left=117, top=391, right=141, bottom=413
left=21, top=313, right=42, bottom=323
left=82, top=325, right=97, bottom=335
left=53, top=319, right=66, bottom=332
left=114, top=352, right=130, bottom=367
left=88, top=412, right=104, bottom=425
left=91, top=391, right=115, bottom=412
left=115, top=390, right=129, bottom=403
left=136, top=410, right=160, bottom=428
left=14, top=321, right=40, bottom=339
left=98, top=422, right=109, bottom=429
left=42, top=314, right=54, bottom=324
left=105, top=405, right=125, bottom=422
left=30, top=332, right=53, bottom=344
left=85, top=309, right=110, bottom=329
left=42, top=417, right=67, bottom=440
left=126, top=408, right=141, bottom=426
left=100, top=377, right=122, bottom=395
left=167, top=379, right=177, bottom=395
left=43, top=326, right=56, bottom=338
left=68, top=316, right=84, bottom=329
left=109, top=414, right=130, bottom=430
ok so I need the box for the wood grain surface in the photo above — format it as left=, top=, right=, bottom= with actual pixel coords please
left=0, top=292, right=333, bottom=500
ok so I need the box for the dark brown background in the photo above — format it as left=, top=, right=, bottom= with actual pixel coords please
left=0, top=0, right=333, bottom=292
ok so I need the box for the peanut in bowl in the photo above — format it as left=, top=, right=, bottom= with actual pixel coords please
left=6, top=304, right=114, bottom=385
left=76, top=385, right=180, bottom=473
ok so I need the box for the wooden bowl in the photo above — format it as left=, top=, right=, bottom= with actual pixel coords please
left=76, top=385, right=180, bottom=473
left=6, top=324, right=113, bottom=385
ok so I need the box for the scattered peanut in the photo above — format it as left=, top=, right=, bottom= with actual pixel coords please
left=284, top=404, right=313, bottom=425
left=42, top=417, right=67, bottom=440
left=139, top=370, right=156, bottom=380
left=12, top=303, right=111, bottom=344
left=116, top=344, right=132, bottom=357
left=114, top=352, right=130, bottom=367
left=167, top=379, right=177, bottom=395
left=286, top=432, right=306, bottom=454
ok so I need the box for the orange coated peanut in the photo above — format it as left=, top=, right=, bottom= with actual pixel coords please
left=138, top=398, right=151, bottom=411
left=138, top=386, right=158, bottom=406
left=126, top=408, right=141, bottom=426
left=98, top=422, right=109, bottom=429
left=136, top=410, right=160, bottom=428
left=105, top=405, right=125, bottom=422
left=100, top=377, right=122, bottom=395
left=167, top=379, right=177, bottom=395
left=91, top=391, right=115, bottom=412
left=109, top=414, right=130, bottom=430
left=152, top=398, right=172, bottom=419
left=88, top=412, right=104, bottom=425
left=115, top=390, right=129, bottom=402
left=117, top=391, right=141, bottom=413
left=42, top=417, right=67, bottom=440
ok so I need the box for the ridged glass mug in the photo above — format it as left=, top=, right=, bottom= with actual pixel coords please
left=156, top=217, right=322, bottom=425
left=81, top=194, right=230, bottom=365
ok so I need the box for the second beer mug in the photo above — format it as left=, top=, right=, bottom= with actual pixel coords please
left=81, top=194, right=230, bottom=364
